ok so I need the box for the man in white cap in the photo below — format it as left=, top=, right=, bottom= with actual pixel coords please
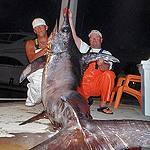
left=63, top=8, right=116, bottom=114
left=25, top=18, right=49, bottom=106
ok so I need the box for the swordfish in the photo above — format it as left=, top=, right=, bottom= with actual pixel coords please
left=19, top=1, right=150, bottom=150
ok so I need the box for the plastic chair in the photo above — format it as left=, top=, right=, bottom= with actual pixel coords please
left=109, top=74, right=141, bottom=109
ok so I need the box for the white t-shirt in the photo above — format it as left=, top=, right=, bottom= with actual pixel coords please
left=79, top=39, right=113, bottom=70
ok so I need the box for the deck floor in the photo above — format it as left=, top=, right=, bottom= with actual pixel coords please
left=0, top=96, right=150, bottom=150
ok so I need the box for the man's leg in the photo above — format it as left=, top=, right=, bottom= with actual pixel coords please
left=77, top=68, right=115, bottom=113
left=25, top=69, right=43, bottom=106
left=96, top=70, right=116, bottom=113
left=88, top=97, right=94, bottom=106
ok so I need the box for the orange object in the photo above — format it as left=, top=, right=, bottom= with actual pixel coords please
left=109, top=74, right=141, bottom=109
left=77, top=62, right=116, bottom=101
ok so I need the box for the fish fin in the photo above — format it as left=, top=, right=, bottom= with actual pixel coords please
left=19, top=55, right=47, bottom=83
left=30, top=119, right=150, bottom=150
left=67, top=92, right=91, bottom=118
left=19, top=110, right=47, bottom=125
left=19, top=63, right=31, bottom=83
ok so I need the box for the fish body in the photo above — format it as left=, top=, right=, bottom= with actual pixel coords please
left=81, top=52, right=120, bottom=64
left=19, top=1, right=150, bottom=149
left=40, top=8, right=90, bottom=131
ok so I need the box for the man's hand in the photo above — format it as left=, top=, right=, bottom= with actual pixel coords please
left=42, top=47, right=47, bottom=54
left=97, top=58, right=110, bottom=71
left=63, top=7, right=72, bottom=19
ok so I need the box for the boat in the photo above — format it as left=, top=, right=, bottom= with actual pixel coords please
left=0, top=32, right=35, bottom=97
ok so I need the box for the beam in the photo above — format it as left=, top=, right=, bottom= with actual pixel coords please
left=59, top=0, right=78, bottom=29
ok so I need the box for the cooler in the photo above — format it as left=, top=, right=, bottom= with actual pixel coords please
left=139, top=58, right=150, bottom=116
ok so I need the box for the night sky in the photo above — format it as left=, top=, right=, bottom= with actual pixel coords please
left=0, top=0, right=150, bottom=75
left=76, top=0, right=150, bottom=75
left=0, top=0, right=61, bottom=33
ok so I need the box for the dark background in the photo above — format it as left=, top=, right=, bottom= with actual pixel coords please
left=0, top=0, right=150, bottom=76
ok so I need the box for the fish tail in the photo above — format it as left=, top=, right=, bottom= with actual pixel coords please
left=30, top=119, right=150, bottom=149
left=29, top=124, right=89, bottom=150
left=29, top=119, right=108, bottom=150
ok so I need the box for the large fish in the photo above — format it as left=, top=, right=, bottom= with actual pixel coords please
left=19, top=1, right=150, bottom=150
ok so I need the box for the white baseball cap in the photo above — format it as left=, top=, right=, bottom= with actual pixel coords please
left=88, top=30, right=102, bottom=38
left=32, top=18, right=46, bottom=29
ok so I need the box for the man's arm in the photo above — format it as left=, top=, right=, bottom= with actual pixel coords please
left=26, top=40, right=46, bottom=63
left=63, top=8, right=81, bottom=50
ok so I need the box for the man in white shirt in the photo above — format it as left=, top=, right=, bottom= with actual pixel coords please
left=63, top=8, right=116, bottom=114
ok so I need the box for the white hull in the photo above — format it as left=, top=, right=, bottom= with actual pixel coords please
left=0, top=32, right=35, bottom=85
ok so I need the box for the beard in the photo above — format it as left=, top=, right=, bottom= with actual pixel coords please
left=91, top=41, right=98, bottom=48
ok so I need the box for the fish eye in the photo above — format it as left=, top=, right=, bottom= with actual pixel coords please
left=62, top=27, right=69, bottom=33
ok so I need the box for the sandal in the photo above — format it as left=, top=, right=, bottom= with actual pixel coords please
left=97, top=107, right=113, bottom=114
